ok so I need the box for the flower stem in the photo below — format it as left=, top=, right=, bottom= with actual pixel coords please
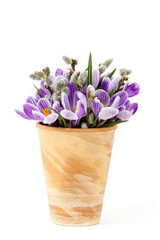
left=92, top=115, right=99, bottom=128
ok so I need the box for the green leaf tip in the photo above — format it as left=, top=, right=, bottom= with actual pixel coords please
left=33, top=84, right=43, bottom=98
left=88, top=52, right=92, bottom=85
left=108, top=68, right=116, bottom=79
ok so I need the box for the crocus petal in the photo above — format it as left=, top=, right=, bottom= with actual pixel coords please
left=15, top=109, right=31, bottom=120
left=92, top=97, right=103, bottom=117
left=124, top=99, right=131, bottom=110
left=61, top=109, right=78, bottom=120
left=32, top=111, right=45, bottom=121
left=55, top=68, right=63, bottom=77
left=108, top=77, right=121, bottom=93
left=99, top=107, right=119, bottom=121
left=77, top=92, right=87, bottom=111
left=23, top=103, right=38, bottom=120
left=118, top=106, right=126, bottom=111
left=117, top=110, right=132, bottom=120
left=52, top=101, right=60, bottom=112
left=43, top=113, right=58, bottom=124
left=92, top=69, right=100, bottom=88
left=129, top=103, right=138, bottom=115
left=111, top=96, right=120, bottom=108
left=40, top=80, right=51, bottom=98
left=38, top=98, right=51, bottom=114
left=95, top=89, right=110, bottom=106
left=67, top=81, right=78, bottom=111
left=102, top=77, right=110, bottom=92
left=26, top=96, right=37, bottom=106
left=124, top=83, right=140, bottom=97
left=75, top=100, right=86, bottom=120
left=110, top=90, right=128, bottom=107
left=35, top=88, right=46, bottom=101
left=61, top=92, right=71, bottom=110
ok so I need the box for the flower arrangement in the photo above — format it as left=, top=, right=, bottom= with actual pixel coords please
left=15, top=53, right=140, bottom=128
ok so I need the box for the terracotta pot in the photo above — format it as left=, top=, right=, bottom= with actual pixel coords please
left=36, top=123, right=117, bottom=226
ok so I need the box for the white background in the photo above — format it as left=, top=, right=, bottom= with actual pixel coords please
left=0, top=0, right=160, bottom=239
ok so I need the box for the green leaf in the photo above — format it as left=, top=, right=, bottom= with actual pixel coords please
left=108, top=68, right=116, bottom=79
left=88, top=52, right=92, bottom=85
left=49, top=107, right=67, bottom=128
left=92, top=115, right=99, bottom=128
left=96, top=121, right=106, bottom=128
left=109, top=89, right=114, bottom=97
left=33, top=84, right=43, bottom=98
left=103, top=120, right=128, bottom=127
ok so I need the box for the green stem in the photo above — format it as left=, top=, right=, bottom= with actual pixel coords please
left=49, top=107, right=67, bottom=128
left=92, top=115, right=99, bottom=128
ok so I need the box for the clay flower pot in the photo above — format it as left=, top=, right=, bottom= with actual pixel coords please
left=36, top=123, right=117, bottom=226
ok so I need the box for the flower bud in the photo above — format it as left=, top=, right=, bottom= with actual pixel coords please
left=119, top=68, right=127, bottom=76
left=98, top=65, right=106, bottom=74
left=29, top=74, right=41, bottom=80
left=43, top=66, right=50, bottom=76
left=45, top=77, right=53, bottom=86
left=102, top=58, right=113, bottom=68
left=34, top=71, right=45, bottom=78
left=53, top=92, right=61, bottom=102
left=88, top=112, right=94, bottom=124
left=81, top=122, right=88, bottom=128
left=62, top=55, right=71, bottom=64
left=87, top=85, right=95, bottom=98
left=70, top=71, right=79, bottom=82
left=77, top=71, right=88, bottom=86
left=87, top=98, right=93, bottom=108
left=55, top=78, right=67, bottom=91
left=63, top=87, right=69, bottom=95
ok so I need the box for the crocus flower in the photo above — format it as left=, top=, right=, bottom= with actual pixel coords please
left=60, top=85, right=87, bottom=126
left=102, top=76, right=121, bottom=93
left=124, top=83, right=140, bottom=97
left=16, top=97, right=60, bottom=125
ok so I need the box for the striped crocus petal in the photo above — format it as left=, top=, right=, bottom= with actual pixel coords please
left=108, top=77, right=121, bottom=93
left=111, top=96, right=120, bottom=108
left=61, top=92, right=71, bottom=110
left=15, top=109, right=31, bottom=120
left=55, top=68, right=63, bottom=77
left=110, top=90, right=128, bottom=107
left=117, top=110, right=132, bottom=120
left=52, top=101, right=60, bottom=112
left=124, top=83, right=140, bottom=97
left=75, top=100, right=86, bottom=120
left=26, top=96, right=37, bottom=106
left=38, top=98, right=51, bottom=114
left=23, top=103, right=38, bottom=120
left=32, top=111, right=45, bottom=121
left=40, top=80, right=51, bottom=98
left=77, top=92, right=87, bottom=111
left=124, top=99, right=131, bottom=110
left=92, top=69, right=100, bottom=88
left=43, top=112, right=58, bottom=124
left=61, top=109, right=78, bottom=121
left=67, top=81, right=78, bottom=111
left=129, top=103, right=138, bottom=115
left=95, top=89, right=110, bottom=106
left=99, top=107, right=119, bottom=121
left=102, top=77, right=110, bottom=92
left=92, top=97, right=103, bottom=117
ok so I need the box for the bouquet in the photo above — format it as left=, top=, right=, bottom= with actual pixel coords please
left=15, top=53, right=140, bottom=128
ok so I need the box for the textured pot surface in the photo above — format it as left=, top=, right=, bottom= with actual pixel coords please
left=37, top=123, right=117, bottom=226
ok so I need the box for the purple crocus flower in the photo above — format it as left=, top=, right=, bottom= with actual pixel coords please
left=15, top=97, right=60, bottom=124
left=102, top=76, right=121, bottom=94
left=60, top=89, right=87, bottom=126
left=55, top=68, right=63, bottom=77
left=92, top=97, right=119, bottom=121
left=35, top=80, right=51, bottom=101
left=124, top=83, right=140, bottom=97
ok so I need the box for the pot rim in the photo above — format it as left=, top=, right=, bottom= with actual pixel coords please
left=36, top=122, right=117, bottom=132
